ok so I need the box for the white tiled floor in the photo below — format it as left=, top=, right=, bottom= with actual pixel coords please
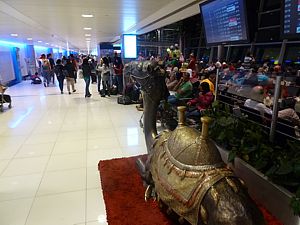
left=0, top=79, right=146, bottom=225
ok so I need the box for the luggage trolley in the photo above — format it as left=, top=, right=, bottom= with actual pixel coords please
left=0, top=84, right=12, bottom=112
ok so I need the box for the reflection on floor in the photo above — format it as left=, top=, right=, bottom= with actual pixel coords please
left=0, top=79, right=146, bottom=225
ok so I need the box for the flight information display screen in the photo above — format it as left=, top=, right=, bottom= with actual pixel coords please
left=282, top=0, right=300, bottom=39
left=200, top=0, right=249, bottom=45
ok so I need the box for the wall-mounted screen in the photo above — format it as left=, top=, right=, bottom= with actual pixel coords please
left=122, top=34, right=137, bottom=59
left=281, top=0, right=300, bottom=39
left=199, top=0, right=249, bottom=46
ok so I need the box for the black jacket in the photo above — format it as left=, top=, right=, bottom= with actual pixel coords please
left=54, top=64, right=65, bottom=78
left=82, top=63, right=92, bottom=78
left=64, top=62, right=76, bottom=78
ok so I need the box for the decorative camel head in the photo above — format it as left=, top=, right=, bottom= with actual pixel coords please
left=124, top=60, right=168, bottom=103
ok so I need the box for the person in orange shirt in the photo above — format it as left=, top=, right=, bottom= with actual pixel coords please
left=200, top=71, right=216, bottom=94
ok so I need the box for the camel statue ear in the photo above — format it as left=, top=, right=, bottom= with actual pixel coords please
left=147, top=64, right=153, bottom=73
left=137, top=62, right=143, bottom=71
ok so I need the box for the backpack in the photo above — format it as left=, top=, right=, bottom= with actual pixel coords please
left=42, top=60, right=50, bottom=71
left=31, top=77, right=42, bottom=84
left=117, top=96, right=132, bottom=105
left=110, top=86, right=118, bottom=95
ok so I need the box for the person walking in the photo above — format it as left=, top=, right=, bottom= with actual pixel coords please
left=82, top=58, right=92, bottom=98
left=47, top=53, right=55, bottom=84
left=70, top=54, right=78, bottom=83
left=100, top=57, right=111, bottom=97
left=96, top=60, right=102, bottom=94
left=64, top=59, right=76, bottom=94
left=113, top=52, right=124, bottom=94
left=40, top=54, right=51, bottom=87
left=53, top=59, right=65, bottom=94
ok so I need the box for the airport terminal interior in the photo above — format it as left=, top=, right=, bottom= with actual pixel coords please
left=1, top=0, right=300, bottom=224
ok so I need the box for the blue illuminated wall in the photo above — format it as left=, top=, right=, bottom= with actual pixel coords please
left=10, top=47, right=23, bottom=85
left=34, top=46, right=50, bottom=58
left=25, top=45, right=37, bottom=76
left=0, top=40, right=75, bottom=86
left=0, top=41, right=27, bottom=85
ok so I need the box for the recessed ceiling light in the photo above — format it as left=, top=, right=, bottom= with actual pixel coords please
left=85, top=34, right=91, bottom=37
left=86, top=38, right=91, bottom=41
left=27, top=37, right=33, bottom=40
left=81, top=14, right=94, bottom=18
left=38, top=40, right=42, bottom=43
left=83, top=27, right=92, bottom=30
left=45, top=43, right=49, bottom=45
left=10, top=33, right=18, bottom=37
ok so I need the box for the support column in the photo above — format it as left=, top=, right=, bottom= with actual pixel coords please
left=209, top=47, right=214, bottom=64
left=217, top=45, right=224, bottom=62
left=278, top=39, right=287, bottom=65
left=157, top=29, right=162, bottom=56
left=226, top=46, right=231, bottom=62
left=269, top=75, right=282, bottom=142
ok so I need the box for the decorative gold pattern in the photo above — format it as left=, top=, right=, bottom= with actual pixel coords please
left=200, top=205, right=208, bottom=225
left=226, top=177, right=239, bottom=193
left=149, top=114, right=264, bottom=225
left=210, top=187, right=219, bottom=203
left=151, top=142, right=236, bottom=225
left=144, top=185, right=152, bottom=201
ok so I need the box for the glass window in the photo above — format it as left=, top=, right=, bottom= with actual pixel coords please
left=263, top=0, right=281, bottom=11
left=260, top=11, right=280, bottom=27
left=256, top=27, right=281, bottom=42
left=284, top=44, right=300, bottom=64
left=254, top=45, right=281, bottom=64
left=229, top=46, right=250, bottom=62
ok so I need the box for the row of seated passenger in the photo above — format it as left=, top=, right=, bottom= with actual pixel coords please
left=217, top=92, right=300, bottom=141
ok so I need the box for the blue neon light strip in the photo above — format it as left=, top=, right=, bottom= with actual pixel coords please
left=0, top=40, right=25, bottom=48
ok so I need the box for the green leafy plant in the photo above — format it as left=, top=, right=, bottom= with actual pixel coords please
left=291, top=187, right=300, bottom=215
left=206, top=101, right=300, bottom=216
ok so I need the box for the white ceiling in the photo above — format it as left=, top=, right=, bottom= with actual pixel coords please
left=0, top=0, right=203, bottom=52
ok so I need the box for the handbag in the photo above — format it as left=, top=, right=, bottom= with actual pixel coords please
left=77, top=69, right=83, bottom=79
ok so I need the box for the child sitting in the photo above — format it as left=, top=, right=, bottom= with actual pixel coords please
left=186, top=82, right=214, bottom=118
left=31, top=72, right=42, bottom=84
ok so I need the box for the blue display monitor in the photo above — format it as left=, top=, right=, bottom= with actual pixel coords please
left=122, top=34, right=137, bottom=59
left=281, top=0, right=300, bottom=39
left=199, top=0, right=249, bottom=46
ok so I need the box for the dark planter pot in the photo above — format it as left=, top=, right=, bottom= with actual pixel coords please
left=216, top=145, right=300, bottom=225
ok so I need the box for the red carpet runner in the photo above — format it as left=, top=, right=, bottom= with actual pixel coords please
left=98, top=155, right=283, bottom=225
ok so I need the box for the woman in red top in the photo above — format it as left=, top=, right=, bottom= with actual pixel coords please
left=187, top=53, right=196, bottom=71
left=186, top=82, right=214, bottom=118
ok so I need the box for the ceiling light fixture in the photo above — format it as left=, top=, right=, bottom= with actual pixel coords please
left=86, top=38, right=91, bottom=41
left=38, top=40, right=42, bottom=43
left=81, top=14, right=94, bottom=18
left=27, top=38, right=33, bottom=41
left=83, top=27, right=92, bottom=30
left=10, top=33, right=18, bottom=37
left=85, top=34, right=91, bottom=37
